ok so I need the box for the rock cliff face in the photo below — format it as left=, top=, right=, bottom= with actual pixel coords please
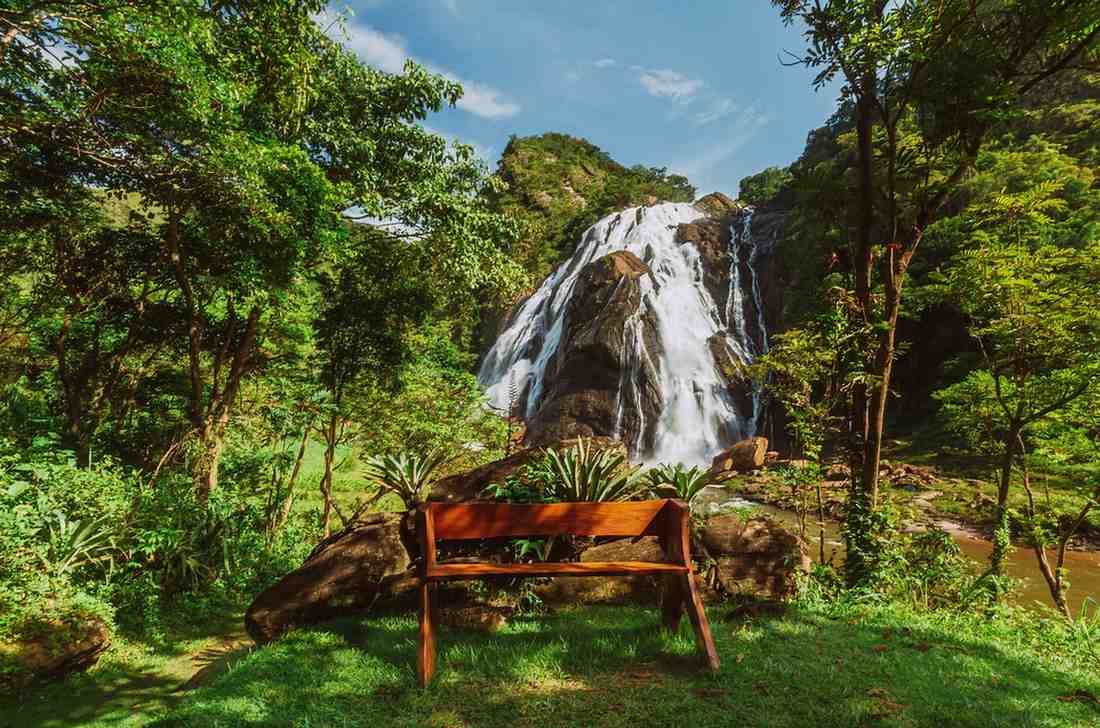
left=479, top=193, right=785, bottom=465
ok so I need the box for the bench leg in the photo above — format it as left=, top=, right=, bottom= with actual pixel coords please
left=661, top=573, right=684, bottom=633
left=418, top=582, right=436, bottom=687
left=679, top=572, right=720, bottom=672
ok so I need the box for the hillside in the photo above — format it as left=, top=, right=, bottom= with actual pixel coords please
left=485, top=133, right=697, bottom=284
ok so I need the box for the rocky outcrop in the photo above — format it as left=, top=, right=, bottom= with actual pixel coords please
left=524, top=251, right=662, bottom=448
left=677, top=191, right=747, bottom=316
left=245, top=513, right=415, bottom=645
left=432, top=448, right=543, bottom=503
left=711, top=436, right=769, bottom=475
left=700, top=515, right=809, bottom=598
left=0, top=614, right=110, bottom=691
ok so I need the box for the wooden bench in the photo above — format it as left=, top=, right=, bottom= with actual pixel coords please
left=415, top=499, right=719, bottom=686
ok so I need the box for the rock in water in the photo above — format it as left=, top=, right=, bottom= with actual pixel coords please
left=245, top=513, right=414, bottom=645
left=700, top=514, right=809, bottom=598
left=524, top=250, right=661, bottom=447
left=710, top=436, right=769, bottom=473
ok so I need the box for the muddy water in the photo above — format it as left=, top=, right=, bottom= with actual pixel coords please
left=704, top=491, right=1100, bottom=614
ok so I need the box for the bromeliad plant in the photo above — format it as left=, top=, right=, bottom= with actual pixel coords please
left=527, top=439, right=644, bottom=502
left=362, top=449, right=450, bottom=509
left=644, top=463, right=716, bottom=505
left=38, top=511, right=118, bottom=577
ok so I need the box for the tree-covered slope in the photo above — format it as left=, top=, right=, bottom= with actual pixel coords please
left=485, top=133, right=696, bottom=285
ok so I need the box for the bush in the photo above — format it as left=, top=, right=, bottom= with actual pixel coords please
left=525, top=440, right=644, bottom=502
left=644, top=463, right=716, bottom=504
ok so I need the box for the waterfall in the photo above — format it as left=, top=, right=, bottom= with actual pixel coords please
left=724, top=209, right=770, bottom=435
left=478, top=202, right=769, bottom=466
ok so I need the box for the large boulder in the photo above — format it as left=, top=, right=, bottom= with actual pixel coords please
left=524, top=250, right=663, bottom=450
left=700, top=514, right=810, bottom=598
left=245, top=512, right=415, bottom=645
left=0, top=613, right=110, bottom=691
left=431, top=447, right=543, bottom=503
left=536, top=536, right=667, bottom=605
left=711, top=436, right=769, bottom=474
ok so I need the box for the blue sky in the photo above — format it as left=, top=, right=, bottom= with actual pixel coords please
left=324, top=1, right=841, bottom=196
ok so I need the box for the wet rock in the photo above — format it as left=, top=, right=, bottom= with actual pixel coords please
left=692, top=191, right=742, bottom=218
left=245, top=512, right=415, bottom=645
left=677, top=218, right=733, bottom=311
left=711, top=437, right=769, bottom=473
left=0, top=614, right=110, bottom=690
left=701, top=514, right=809, bottom=598
left=524, top=251, right=662, bottom=449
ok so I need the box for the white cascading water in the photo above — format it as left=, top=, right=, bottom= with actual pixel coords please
left=479, top=202, right=768, bottom=466
left=726, top=210, right=771, bottom=434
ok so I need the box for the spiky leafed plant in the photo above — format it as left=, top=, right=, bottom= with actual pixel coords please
left=362, top=449, right=450, bottom=509
left=39, top=512, right=117, bottom=577
left=529, top=439, right=644, bottom=502
left=644, top=463, right=715, bottom=505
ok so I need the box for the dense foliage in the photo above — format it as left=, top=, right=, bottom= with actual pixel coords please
left=0, top=0, right=516, bottom=668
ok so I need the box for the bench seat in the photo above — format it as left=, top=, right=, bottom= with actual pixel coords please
left=427, top=560, right=690, bottom=580
left=415, top=499, right=719, bottom=686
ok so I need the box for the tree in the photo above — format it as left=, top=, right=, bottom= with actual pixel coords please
left=754, top=301, right=867, bottom=560
left=772, top=0, right=1100, bottom=583
left=2, top=2, right=519, bottom=499
left=932, top=179, right=1100, bottom=607
left=312, top=228, right=434, bottom=536
left=738, top=166, right=793, bottom=206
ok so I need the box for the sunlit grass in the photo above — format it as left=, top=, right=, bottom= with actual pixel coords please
left=10, top=603, right=1095, bottom=728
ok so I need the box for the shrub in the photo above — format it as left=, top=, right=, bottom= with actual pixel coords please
left=643, top=463, right=715, bottom=504
left=526, top=440, right=644, bottom=502
left=361, top=449, right=450, bottom=509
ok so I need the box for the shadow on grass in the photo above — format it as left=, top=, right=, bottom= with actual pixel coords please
left=148, top=605, right=1100, bottom=728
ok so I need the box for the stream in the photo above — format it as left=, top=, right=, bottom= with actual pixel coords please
left=700, top=489, right=1100, bottom=615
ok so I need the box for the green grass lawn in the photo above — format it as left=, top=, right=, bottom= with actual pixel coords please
left=13, top=602, right=1096, bottom=728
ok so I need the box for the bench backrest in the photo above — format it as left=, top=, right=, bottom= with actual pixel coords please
left=425, top=500, right=674, bottom=540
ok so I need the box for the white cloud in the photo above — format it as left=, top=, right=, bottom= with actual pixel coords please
left=453, top=79, right=520, bottom=119
left=693, top=98, right=737, bottom=126
left=593, top=57, right=617, bottom=68
left=323, top=14, right=520, bottom=119
left=636, top=68, right=703, bottom=101
left=339, top=22, right=407, bottom=74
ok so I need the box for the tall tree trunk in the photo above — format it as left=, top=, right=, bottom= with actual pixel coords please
left=844, top=78, right=880, bottom=583
left=272, top=422, right=313, bottom=533
left=320, top=411, right=338, bottom=537
left=988, top=424, right=1021, bottom=578
left=194, top=414, right=228, bottom=504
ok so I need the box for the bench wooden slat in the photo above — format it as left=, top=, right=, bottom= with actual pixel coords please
left=427, top=500, right=669, bottom=539
left=426, top=560, right=688, bottom=580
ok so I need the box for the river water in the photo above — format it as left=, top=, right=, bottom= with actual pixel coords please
left=700, top=489, right=1100, bottom=615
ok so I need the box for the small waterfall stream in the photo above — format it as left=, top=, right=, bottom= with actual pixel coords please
left=479, top=202, right=770, bottom=466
